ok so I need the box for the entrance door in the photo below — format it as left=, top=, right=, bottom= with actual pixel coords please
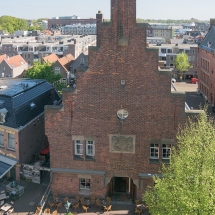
left=114, top=177, right=128, bottom=193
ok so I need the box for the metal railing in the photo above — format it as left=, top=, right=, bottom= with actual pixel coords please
left=38, top=181, right=52, bottom=215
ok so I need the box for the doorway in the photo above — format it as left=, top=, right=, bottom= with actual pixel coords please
left=114, top=177, right=128, bottom=192
left=108, top=177, right=136, bottom=201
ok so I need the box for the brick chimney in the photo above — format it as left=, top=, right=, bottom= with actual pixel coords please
left=111, top=0, right=136, bottom=39
left=210, top=18, right=215, bottom=28
left=96, top=10, right=104, bottom=47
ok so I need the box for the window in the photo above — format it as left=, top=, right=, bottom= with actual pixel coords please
left=170, top=64, right=174, bottom=67
left=162, top=144, right=171, bottom=159
left=185, top=50, right=190, bottom=54
left=170, top=56, right=174, bottom=61
left=86, top=141, right=95, bottom=156
left=28, top=54, right=30, bottom=58
left=117, top=109, right=129, bottom=120
left=161, top=49, right=166, bottom=53
left=55, top=67, right=60, bottom=75
left=80, top=178, right=90, bottom=190
left=0, top=131, right=4, bottom=147
left=8, top=133, right=15, bottom=150
left=150, top=144, right=159, bottom=159
left=74, top=140, right=83, bottom=155
left=80, top=58, right=84, bottom=64
left=192, top=50, right=195, bottom=54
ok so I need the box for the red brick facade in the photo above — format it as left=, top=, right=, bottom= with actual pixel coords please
left=45, top=0, right=187, bottom=199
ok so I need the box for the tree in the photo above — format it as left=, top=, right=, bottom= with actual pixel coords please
left=174, top=52, right=192, bottom=80
left=143, top=111, right=215, bottom=215
left=24, top=61, right=66, bottom=91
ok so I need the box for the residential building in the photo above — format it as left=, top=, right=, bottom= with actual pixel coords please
left=0, top=35, right=96, bottom=66
left=60, top=23, right=97, bottom=35
left=150, top=43, right=198, bottom=79
left=45, top=0, right=197, bottom=200
left=0, top=55, right=27, bottom=78
left=150, top=24, right=173, bottom=43
left=198, top=19, right=215, bottom=104
left=53, top=54, right=75, bottom=84
left=0, top=79, right=61, bottom=180
left=48, top=19, right=96, bottom=30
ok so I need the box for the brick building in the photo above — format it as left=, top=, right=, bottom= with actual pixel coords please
left=198, top=19, right=215, bottom=105
left=45, top=0, right=189, bottom=199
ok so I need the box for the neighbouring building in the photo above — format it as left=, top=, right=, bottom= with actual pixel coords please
left=45, top=0, right=198, bottom=200
left=48, top=18, right=96, bottom=30
left=150, top=43, right=198, bottom=79
left=53, top=54, right=75, bottom=84
left=198, top=19, right=215, bottom=104
left=150, top=24, right=173, bottom=43
left=0, top=55, right=27, bottom=78
left=0, top=79, right=61, bottom=181
left=0, top=35, right=96, bottom=66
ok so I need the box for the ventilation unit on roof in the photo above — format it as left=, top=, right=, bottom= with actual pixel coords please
left=208, top=42, right=213, bottom=48
left=30, top=102, right=36, bottom=108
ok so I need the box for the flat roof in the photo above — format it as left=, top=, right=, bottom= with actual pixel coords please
left=0, top=79, right=45, bottom=97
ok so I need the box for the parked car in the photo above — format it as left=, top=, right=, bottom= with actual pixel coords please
left=190, top=78, right=198, bottom=84
left=171, top=78, right=176, bottom=83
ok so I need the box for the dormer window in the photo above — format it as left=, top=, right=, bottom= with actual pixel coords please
left=0, top=108, right=8, bottom=124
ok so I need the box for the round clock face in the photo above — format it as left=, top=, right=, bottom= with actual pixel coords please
left=117, top=109, right=129, bottom=120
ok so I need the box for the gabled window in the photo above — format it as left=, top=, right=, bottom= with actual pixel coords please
left=74, top=140, right=83, bottom=155
left=0, top=108, right=8, bottom=124
left=86, top=141, right=95, bottom=156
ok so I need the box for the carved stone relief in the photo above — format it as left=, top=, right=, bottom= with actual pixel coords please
left=109, top=135, right=135, bottom=153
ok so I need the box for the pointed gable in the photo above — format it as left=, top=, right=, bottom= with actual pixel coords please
left=43, top=54, right=59, bottom=64
left=3, top=55, right=27, bottom=69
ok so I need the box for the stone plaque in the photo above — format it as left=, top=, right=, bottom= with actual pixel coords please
left=109, top=134, right=135, bottom=153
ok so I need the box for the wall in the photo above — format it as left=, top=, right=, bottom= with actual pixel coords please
left=19, top=113, right=48, bottom=165
left=45, top=0, right=187, bottom=198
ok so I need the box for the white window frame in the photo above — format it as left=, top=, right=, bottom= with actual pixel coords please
left=162, top=144, right=171, bottom=159
left=55, top=67, right=60, bottom=75
left=150, top=144, right=159, bottom=159
left=80, top=178, right=90, bottom=190
left=86, top=141, right=95, bottom=156
left=8, top=133, right=15, bottom=150
left=74, top=140, right=83, bottom=155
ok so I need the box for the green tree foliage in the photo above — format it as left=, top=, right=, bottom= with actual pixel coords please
left=0, top=16, right=28, bottom=33
left=144, top=111, right=215, bottom=215
left=24, top=61, right=66, bottom=91
left=174, top=52, right=192, bottom=79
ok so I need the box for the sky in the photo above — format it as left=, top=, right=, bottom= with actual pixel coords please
left=0, top=0, right=214, bottom=21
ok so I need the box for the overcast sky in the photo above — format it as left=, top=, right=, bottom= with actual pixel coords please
left=0, top=0, right=214, bottom=21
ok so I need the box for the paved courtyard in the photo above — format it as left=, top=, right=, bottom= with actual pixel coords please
left=0, top=173, right=149, bottom=215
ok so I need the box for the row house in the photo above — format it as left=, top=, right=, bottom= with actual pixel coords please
left=198, top=19, right=215, bottom=105
left=61, top=24, right=97, bottom=35
left=0, top=35, right=96, bottom=67
left=0, top=79, right=61, bottom=181
left=0, top=54, right=27, bottom=78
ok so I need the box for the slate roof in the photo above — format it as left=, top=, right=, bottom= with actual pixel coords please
left=3, top=55, right=27, bottom=69
left=199, top=26, right=215, bottom=53
left=0, top=79, right=61, bottom=129
left=43, top=54, right=59, bottom=64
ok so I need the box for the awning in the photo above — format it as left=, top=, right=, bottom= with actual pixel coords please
left=0, top=155, right=18, bottom=179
